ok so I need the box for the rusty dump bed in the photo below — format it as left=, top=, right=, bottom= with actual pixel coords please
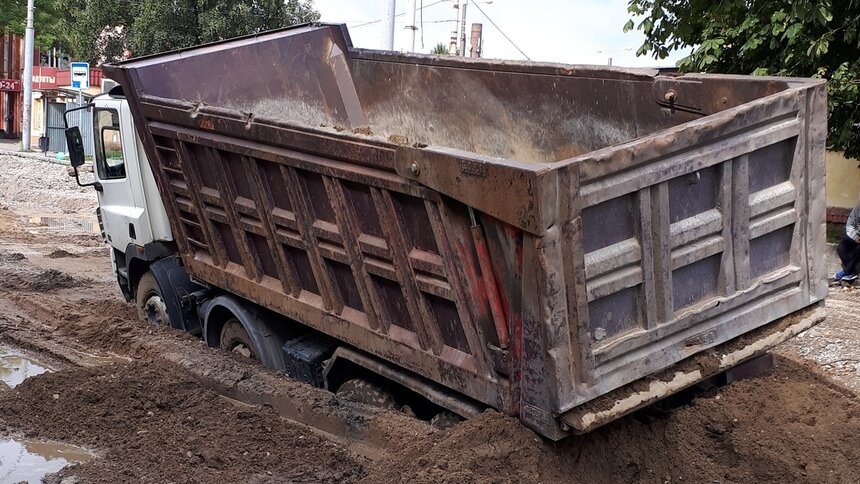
left=104, top=23, right=827, bottom=439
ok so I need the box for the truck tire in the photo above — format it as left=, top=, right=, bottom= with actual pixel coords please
left=335, top=378, right=397, bottom=409
left=430, top=411, right=461, bottom=429
left=136, top=271, right=171, bottom=327
left=220, top=319, right=258, bottom=360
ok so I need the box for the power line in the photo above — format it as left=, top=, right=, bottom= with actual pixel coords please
left=351, top=0, right=448, bottom=29
left=471, top=1, right=530, bottom=60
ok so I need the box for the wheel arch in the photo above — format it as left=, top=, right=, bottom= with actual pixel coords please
left=130, top=251, right=204, bottom=334
left=124, top=241, right=177, bottom=297
left=127, top=257, right=150, bottom=297
left=202, top=295, right=288, bottom=370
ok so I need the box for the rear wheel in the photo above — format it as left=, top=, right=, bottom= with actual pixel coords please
left=335, top=378, right=397, bottom=410
left=219, top=319, right=258, bottom=361
left=430, top=411, right=461, bottom=429
left=136, top=272, right=170, bottom=327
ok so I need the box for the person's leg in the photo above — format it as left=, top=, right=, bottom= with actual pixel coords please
left=836, top=236, right=859, bottom=278
left=837, top=236, right=856, bottom=267
left=848, top=242, right=860, bottom=276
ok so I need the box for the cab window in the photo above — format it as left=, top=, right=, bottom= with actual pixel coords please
left=93, top=108, right=126, bottom=179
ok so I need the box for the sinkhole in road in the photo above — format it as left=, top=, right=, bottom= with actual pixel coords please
left=0, top=344, right=51, bottom=389
left=0, top=437, right=93, bottom=483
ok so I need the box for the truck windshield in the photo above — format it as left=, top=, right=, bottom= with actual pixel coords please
left=93, top=108, right=126, bottom=180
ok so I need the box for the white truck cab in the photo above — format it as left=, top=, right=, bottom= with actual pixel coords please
left=67, top=88, right=203, bottom=334
left=90, top=93, right=172, bottom=252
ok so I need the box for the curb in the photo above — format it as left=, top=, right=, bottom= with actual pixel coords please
left=0, top=148, right=69, bottom=166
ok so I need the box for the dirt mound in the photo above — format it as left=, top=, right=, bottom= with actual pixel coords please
left=361, top=412, right=563, bottom=483
left=0, top=361, right=368, bottom=483
left=46, top=249, right=79, bottom=259
left=0, top=252, right=26, bottom=262
left=366, top=356, right=859, bottom=483
left=0, top=268, right=86, bottom=292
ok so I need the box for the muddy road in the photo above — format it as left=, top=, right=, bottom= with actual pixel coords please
left=0, top=153, right=858, bottom=483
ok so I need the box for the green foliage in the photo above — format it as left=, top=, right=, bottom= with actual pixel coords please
left=61, top=0, right=319, bottom=64
left=627, top=0, right=860, bottom=158
left=1, top=0, right=67, bottom=50
left=430, top=42, right=449, bottom=55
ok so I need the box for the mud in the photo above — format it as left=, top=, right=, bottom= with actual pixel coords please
left=0, top=362, right=368, bottom=483
left=363, top=356, right=860, bottom=483
left=46, top=249, right=79, bottom=259
left=0, top=153, right=858, bottom=482
left=0, top=268, right=87, bottom=292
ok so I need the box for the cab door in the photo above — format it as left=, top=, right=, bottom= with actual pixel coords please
left=92, top=102, right=149, bottom=253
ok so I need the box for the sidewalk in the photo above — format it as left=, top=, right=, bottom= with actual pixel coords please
left=0, top=137, right=67, bottom=165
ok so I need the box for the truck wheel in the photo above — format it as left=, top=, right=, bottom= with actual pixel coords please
left=137, top=272, right=170, bottom=327
left=335, top=379, right=397, bottom=410
left=430, top=411, right=461, bottom=429
left=220, top=319, right=258, bottom=361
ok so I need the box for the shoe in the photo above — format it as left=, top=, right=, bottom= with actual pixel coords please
left=843, top=273, right=858, bottom=281
left=836, top=270, right=847, bottom=280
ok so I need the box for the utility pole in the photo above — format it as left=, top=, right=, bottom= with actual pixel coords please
left=381, top=0, right=396, bottom=50
left=470, top=23, right=483, bottom=58
left=459, top=0, right=468, bottom=57
left=449, top=0, right=460, bottom=55
left=21, top=0, right=35, bottom=150
left=404, top=0, right=418, bottom=52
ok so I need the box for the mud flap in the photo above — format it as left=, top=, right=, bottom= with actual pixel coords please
left=560, top=304, right=826, bottom=434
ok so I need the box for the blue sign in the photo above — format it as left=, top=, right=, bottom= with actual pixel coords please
left=70, top=62, right=90, bottom=90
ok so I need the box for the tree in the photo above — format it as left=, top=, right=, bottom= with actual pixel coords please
left=626, top=0, right=860, bottom=158
left=1, top=0, right=67, bottom=50
left=62, top=0, right=320, bottom=64
left=430, top=42, right=449, bottom=55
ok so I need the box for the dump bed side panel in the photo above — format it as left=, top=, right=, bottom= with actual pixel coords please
left=105, top=25, right=512, bottom=412
left=124, top=97, right=508, bottom=407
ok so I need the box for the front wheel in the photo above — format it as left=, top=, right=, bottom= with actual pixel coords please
left=136, top=271, right=171, bottom=327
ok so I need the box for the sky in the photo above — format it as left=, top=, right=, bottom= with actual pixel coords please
left=314, top=0, right=690, bottom=68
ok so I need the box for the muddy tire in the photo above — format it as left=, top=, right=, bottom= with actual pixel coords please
left=335, top=379, right=397, bottom=410
left=220, top=319, right=258, bottom=361
left=430, top=411, right=461, bottom=429
left=136, top=272, right=170, bottom=327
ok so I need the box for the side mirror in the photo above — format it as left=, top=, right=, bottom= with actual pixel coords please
left=65, top=127, right=86, bottom=168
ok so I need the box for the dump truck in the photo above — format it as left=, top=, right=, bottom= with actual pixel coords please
left=65, top=23, right=827, bottom=439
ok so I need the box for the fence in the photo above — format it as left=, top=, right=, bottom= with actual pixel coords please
left=45, top=100, right=93, bottom=156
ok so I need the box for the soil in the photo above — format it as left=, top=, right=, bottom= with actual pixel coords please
left=365, top=357, right=860, bottom=483
left=0, top=153, right=858, bottom=483
left=46, top=249, right=80, bottom=259
left=0, top=362, right=367, bottom=483
left=0, top=268, right=87, bottom=292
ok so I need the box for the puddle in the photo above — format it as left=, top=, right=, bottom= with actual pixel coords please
left=0, top=344, right=50, bottom=388
left=0, top=437, right=93, bottom=483
left=25, top=216, right=100, bottom=234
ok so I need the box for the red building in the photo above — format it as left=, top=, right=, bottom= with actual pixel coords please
left=0, top=33, right=104, bottom=144
left=0, top=34, right=23, bottom=139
